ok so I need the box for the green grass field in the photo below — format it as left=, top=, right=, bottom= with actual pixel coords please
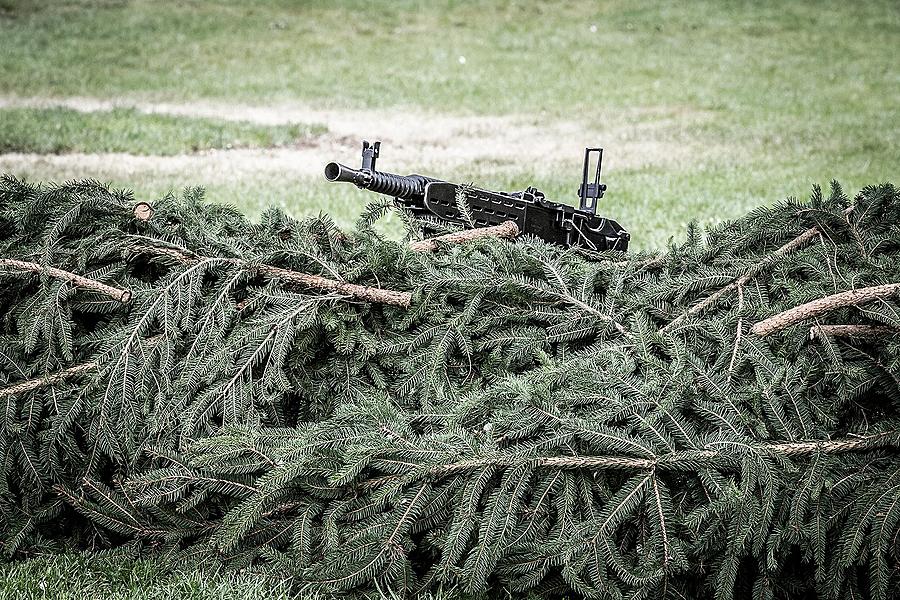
left=0, top=0, right=897, bottom=596
left=0, top=551, right=296, bottom=600
left=0, top=107, right=325, bottom=154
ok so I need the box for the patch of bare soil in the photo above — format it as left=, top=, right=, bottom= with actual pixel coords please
left=0, top=96, right=711, bottom=182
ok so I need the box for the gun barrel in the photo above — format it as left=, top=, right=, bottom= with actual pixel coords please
left=324, top=162, right=363, bottom=185
left=324, top=162, right=438, bottom=200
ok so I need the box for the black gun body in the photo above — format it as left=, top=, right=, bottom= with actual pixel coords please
left=324, top=161, right=629, bottom=251
left=422, top=183, right=628, bottom=251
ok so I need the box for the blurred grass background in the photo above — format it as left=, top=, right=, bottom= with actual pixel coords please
left=0, top=0, right=897, bottom=596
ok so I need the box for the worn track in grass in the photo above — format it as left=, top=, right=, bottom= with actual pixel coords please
left=0, top=95, right=711, bottom=181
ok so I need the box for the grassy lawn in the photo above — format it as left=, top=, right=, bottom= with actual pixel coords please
left=0, top=0, right=897, bottom=595
left=0, top=107, right=325, bottom=154
left=0, top=550, right=297, bottom=600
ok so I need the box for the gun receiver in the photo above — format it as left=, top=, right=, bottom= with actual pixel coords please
left=324, top=140, right=629, bottom=251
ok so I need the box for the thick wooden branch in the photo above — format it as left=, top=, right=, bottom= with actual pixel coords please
left=752, top=283, right=900, bottom=337
left=408, top=221, right=520, bottom=252
left=808, top=324, right=898, bottom=340
left=0, top=258, right=131, bottom=303
left=254, top=263, right=411, bottom=307
left=133, top=243, right=411, bottom=307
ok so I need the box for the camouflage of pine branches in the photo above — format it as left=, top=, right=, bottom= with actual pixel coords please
left=1, top=175, right=899, bottom=599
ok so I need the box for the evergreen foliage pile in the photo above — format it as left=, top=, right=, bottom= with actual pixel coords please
left=1, top=175, right=899, bottom=599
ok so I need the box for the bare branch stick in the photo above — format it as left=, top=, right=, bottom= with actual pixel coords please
left=0, top=362, right=97, bottom=400
left=726, top=284, right=745, bottom=381
left=422, top=430, right=900, bottom=478
left=0, top=258, right=131, bottom=303
left=0, top=335, right=162, bottom=400
left=408, top=221, right=520, bottom=252
left=751, top=283, right=900, bottom=337
left=809, top=324, right=898, bottom=340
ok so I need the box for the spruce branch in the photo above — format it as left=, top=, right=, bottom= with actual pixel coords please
left=661, top=206, right=855, bottom=333
left=751, top=283, right=900, bottom=337
left=547, top=287, right=629, bottom=336
left=408, top=221, right=520, bottom=252
left=0, top=333, right=163, bottom=400
left=0, top=258, right=131, bottom=303
left=726, top=284, right=745, bottom=381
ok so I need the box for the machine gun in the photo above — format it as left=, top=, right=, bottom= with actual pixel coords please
left=324, top=141, right=629, bottom=251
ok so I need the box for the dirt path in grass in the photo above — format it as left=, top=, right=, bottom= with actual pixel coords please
left=0, top=95, right=710, bottom=182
